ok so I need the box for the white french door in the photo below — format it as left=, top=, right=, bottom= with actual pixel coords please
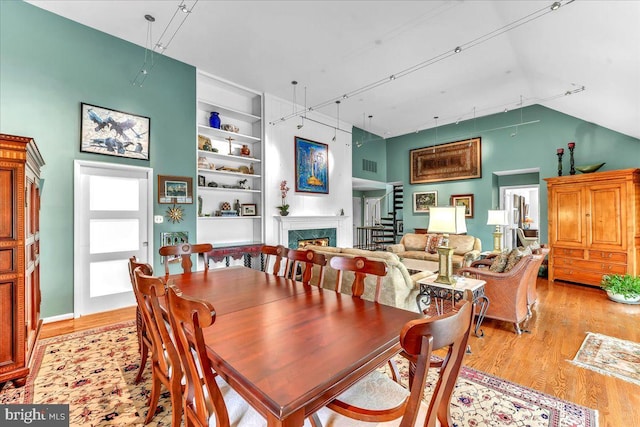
left=74, top=160, right=153, bottom=316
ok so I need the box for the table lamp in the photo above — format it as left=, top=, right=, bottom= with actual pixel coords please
left=428, top=206, right=467, bottom=285
left=487, top=209, right=508, bottom=253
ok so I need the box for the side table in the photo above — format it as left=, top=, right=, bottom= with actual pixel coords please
left=416, top=275, right=489, bottom=338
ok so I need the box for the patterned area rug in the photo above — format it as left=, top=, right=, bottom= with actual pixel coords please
left=0, top=322, right=597, bottom=427
left=570, top=331, right=640, bottom=386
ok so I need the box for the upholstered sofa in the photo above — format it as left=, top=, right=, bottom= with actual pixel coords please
left=302, top=244, right=434, bottom=312
left=386, top=233, right=482, bottom=272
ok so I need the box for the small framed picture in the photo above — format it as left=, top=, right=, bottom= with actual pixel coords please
left=413, top=191, right=437, bottom=213
left=198, top=175, right=206, bottom=187
left=241, top=204, right=257, bottom=216
left=450, top=194, right=474, bottom=218
left=158, top=175, right=193, bottom=204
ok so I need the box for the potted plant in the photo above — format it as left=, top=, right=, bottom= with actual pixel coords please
left=277, top=180, right=290, bottom=216
left=601, top=274, right=640, bottom=304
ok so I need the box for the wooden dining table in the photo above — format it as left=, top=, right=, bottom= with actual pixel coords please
left=168, top=266, right=421, bottom=427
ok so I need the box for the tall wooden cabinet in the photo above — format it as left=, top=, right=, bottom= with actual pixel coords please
left=0, top=134, right=45, bottom=387
left=545, top=168, right=640, bottom=287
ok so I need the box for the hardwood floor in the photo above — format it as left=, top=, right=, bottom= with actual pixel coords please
left=40, top=277, right=638, bottom=426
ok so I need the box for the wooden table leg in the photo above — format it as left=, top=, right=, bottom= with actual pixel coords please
left=266, top=409, right=305, bottom=427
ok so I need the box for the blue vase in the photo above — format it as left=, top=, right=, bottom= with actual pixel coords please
left=209, top=112, right=221, bottom=129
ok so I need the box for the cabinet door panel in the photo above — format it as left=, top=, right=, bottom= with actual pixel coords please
left=0, top=280, right=16, bottom=365
left=553, top=187, right=584, bottom=246
left=588, top=184, right=624, bottom=249
left=0, top=169, right=15, bottom=239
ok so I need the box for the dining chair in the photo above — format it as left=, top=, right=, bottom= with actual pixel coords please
left=159, top=243, right=213, bottom=275
left=260, top=244, right=289, bottom=276
left=127, top=256, right=153, bottom=384
left=315, top=296, right=475, bottom=427
left=285, top=249, right=327, bottom=287
left=166, top=284, right=267, bottom=427
left=133, top=267, right=183, bottom=426
left=327, top=256, right=401, bottom=383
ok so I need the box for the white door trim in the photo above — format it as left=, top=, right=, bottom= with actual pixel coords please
left=73, top=160, right=153, bottom=317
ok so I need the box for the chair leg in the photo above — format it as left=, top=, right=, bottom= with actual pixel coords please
left=387, top=359, right=401, bottom=384
left=135, top=339, right=149, bottom=384
left=169, top=378, right=182, bottom=427
left=514, top=322, right=522, bottom=335
left=145, top=372, right=161, bottom=424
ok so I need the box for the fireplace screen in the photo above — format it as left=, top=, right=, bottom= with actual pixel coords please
left=298, top=237, right=329, bottom=248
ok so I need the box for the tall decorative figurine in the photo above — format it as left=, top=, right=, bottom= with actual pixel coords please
left=557, top=148, right=564, bottom=176
left=568, top=142, right=576, bottom=175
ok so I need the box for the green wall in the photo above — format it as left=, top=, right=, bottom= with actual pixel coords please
left=387, top=104, right=640, bottom=250
left=352, top=126, right=387, bottom=182
left=1, top=1, right=197, bottom=317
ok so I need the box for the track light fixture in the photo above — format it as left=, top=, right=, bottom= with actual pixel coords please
left=270, top=0, right=577, bottom=127
left=132, top=1, right=197, bottom=87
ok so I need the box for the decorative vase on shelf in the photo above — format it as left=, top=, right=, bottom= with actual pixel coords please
left=280, top=210, right=289, bottom=216
left=209, top=112, right=221, bottom=129
left=241, top=144, right=250, bottom=156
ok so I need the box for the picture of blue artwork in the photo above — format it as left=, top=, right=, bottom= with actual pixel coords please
left=295, top=136, right=328, bottom=194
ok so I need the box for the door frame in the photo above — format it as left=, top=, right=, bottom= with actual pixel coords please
left=73, top=160, right=153, bottom=317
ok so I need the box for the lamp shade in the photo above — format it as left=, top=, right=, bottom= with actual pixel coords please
left=487, top=209, right=508, bottom=226
left=428, top=206, right=467, bottom=234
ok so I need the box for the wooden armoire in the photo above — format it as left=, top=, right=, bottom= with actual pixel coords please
left=0, top=134, right=45, bottom=387
left=545, top=168, right=640, bottom=287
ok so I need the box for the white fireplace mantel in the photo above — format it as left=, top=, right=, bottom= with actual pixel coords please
left=274, top=215, right=351, bottom=248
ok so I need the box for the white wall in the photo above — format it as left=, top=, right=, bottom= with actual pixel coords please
left=264, top=94, right=353, bottom=247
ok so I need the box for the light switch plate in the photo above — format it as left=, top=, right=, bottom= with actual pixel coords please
left=154, top=215, right=164, bottom=224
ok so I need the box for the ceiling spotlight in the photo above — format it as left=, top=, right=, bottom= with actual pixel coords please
left=550, top=2, right=561, bottom=11
left=297, top=117, right=304, bottom=129
left=155, top=43, right=165, bottom=50
left=454, top=46, right=462, bottom=53
left=389, top=75, right=396, bottom=80
left=342, top=94, right=348, bottom=99
left=144, top=14, right=155, bottom=22
left=178, top=4, right=189, bottom=13
left=565, top=90, right=572, bottom=95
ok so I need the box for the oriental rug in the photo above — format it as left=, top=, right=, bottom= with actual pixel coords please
left=570, top=331, right=640, bottom=386
left=0, top=322, right=597, bottom=427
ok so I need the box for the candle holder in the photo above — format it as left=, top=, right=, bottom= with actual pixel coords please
left=557, top=149, right=564, bottom=176
left=568, top=142, right=576, bottom=175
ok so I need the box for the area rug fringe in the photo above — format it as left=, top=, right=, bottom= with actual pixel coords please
left=570, top=331, right=640, bottom=387
left=1, top=321, right=598, bottom=427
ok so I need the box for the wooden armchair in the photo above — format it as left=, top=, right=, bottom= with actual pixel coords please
left=159, top=242, right=213, bottom=275
left=458, top=254, right=537, bottom=334
left=132, top=267, right=183, bottom=426
left=285, top=249, right=327, bottom=287
left=127, top=257, right=152, bottom=384
left=261, top=244, right=289, bottom=276
left=315, top=299, right=474, bottom=427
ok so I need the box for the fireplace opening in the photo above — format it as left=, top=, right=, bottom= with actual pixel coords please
left=298, top=237, right=329, bottom=248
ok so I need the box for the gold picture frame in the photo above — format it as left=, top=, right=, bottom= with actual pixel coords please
left=451, top=194, right=474, bottom=218
left=410, top=137, right=481, bottom=184
left=158, top=175, right=193, bottom=204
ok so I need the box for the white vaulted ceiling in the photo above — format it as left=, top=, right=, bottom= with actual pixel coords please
left=27, top=1, right=640, bottom=140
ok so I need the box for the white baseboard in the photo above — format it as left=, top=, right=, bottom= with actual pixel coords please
left=42, top=313, right=74, bottom=324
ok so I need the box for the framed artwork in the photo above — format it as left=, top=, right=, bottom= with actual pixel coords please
left=451, top=194, right=474, bottom=218
left=410, top=137, right=481, bottom=184
left=294, top=136, right=328, bottom=194
left=198, top=175, right=206, bottom=187
left=413, top=191, right=438, bottom=213
left=241, top=204, right=257, bottom=216
left=158, top=175, right=193, bottom=204
left=80, top=102, right=150, bottom=160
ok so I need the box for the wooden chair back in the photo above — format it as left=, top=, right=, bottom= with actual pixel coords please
left=166, top=284, right=230, bottom=427
left=399, top=297, right=474, bottom=427
left=159, top=242, right=213, bottom=275
left=127, top=257, right=152, bottom=384
left=285, top=249, right=327, bottom=287
left=261, top=244, right=289, bottom=276
left=132, top=267, right=183, bottom=426
left=328, top=256, right=387, bottom=301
